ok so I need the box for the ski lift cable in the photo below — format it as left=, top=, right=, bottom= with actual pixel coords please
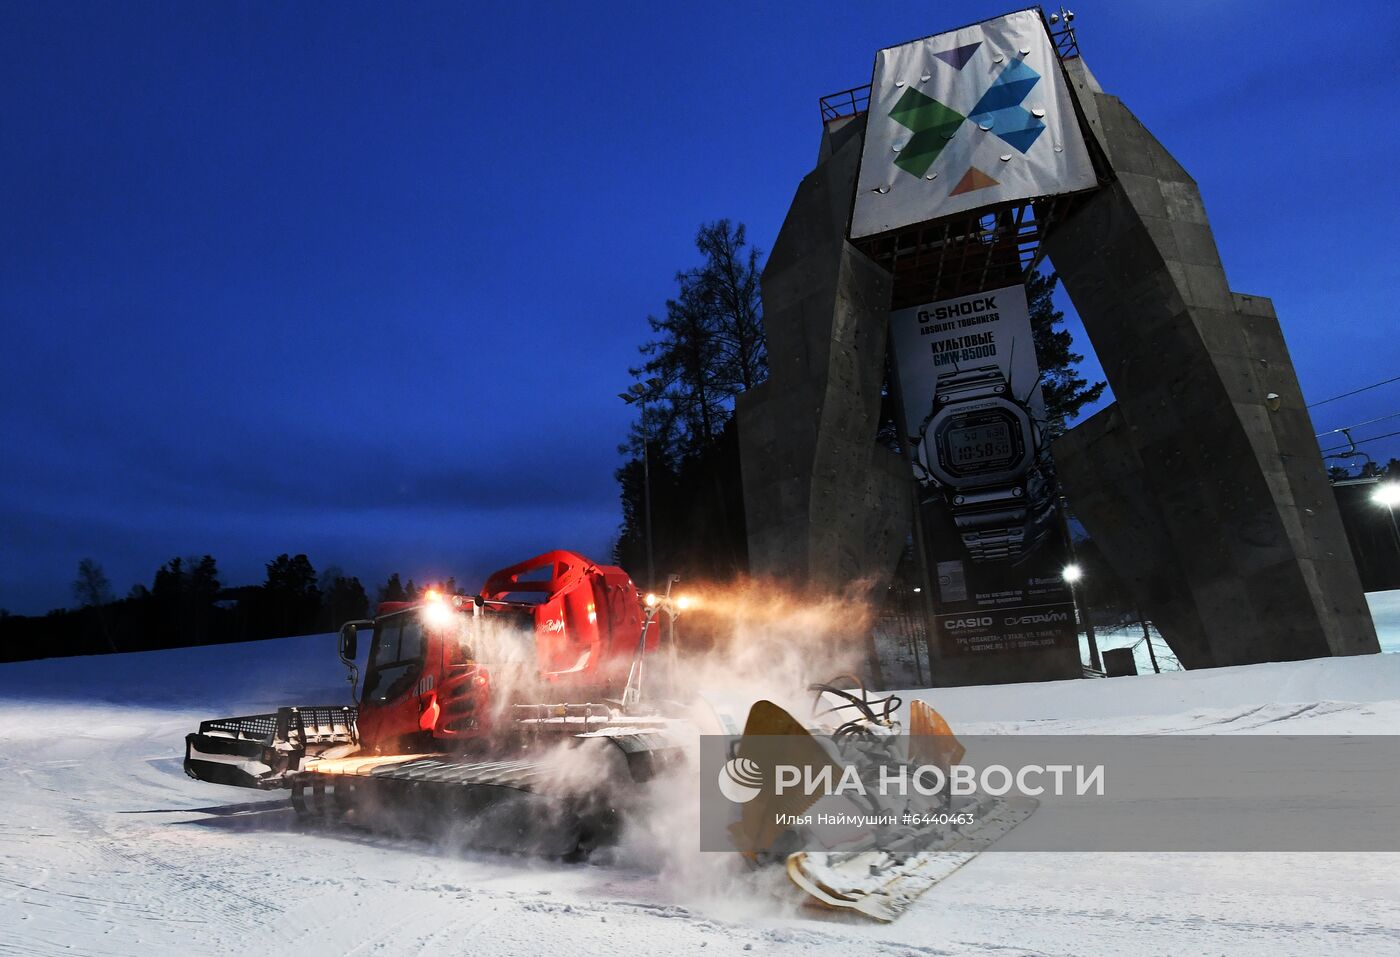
left=1315, top=410, right=1400, bottom=439
left=1319, top=429, right=1400, bottom=456
left=1306, top=375, right=1400, bottom=409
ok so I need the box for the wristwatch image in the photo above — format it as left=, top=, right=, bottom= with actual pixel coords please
left=913, top=364, right=1053, bottom=562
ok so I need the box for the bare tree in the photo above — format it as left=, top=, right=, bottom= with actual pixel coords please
left=72, top=558, right=117, bottom=652
left=72, top=558, right=113, bottom=608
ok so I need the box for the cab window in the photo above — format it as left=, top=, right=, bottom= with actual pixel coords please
left=363, top=615, right=425, bottom=703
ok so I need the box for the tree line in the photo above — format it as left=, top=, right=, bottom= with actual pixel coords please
left=0, top=555, right=457, bottom=664
left=7, top=227, right=1108, bottom=662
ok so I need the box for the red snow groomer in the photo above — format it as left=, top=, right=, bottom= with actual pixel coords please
left=184, top=550, right=681, bottom=854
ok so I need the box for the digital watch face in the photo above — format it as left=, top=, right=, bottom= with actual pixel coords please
left=936, top=407, right=1024, bottom=478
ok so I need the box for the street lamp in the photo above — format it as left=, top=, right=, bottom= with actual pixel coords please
left=1063, top=563, right=1101, bottom=673
left=619, top=378, right=663, bottom=589
left=1373, top=482, right=1400, bottom=508
left=1373, top=482, right=1400, bottom=555
left=1056, top=496, right=1101, bottom=674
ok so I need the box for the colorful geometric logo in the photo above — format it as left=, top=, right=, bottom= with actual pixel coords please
left=950, top=166, right=1000, bottom=196
left=889, top=46, right=1047, bottom=193
left=968, top=57, right=1046, bottom=154
left=932, top=41, right=982, bottom=70
left=890, top=89, right=964, bottom=178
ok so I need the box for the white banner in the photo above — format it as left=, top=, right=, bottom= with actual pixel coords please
left=892, top=283, right=1074, bottom=660
left=851, top=8, right=1095, bottom=239
left=889, top=284, right=1043, bottom=482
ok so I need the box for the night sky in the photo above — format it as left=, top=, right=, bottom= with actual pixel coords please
left=3, top=2, right=1397, bottom=615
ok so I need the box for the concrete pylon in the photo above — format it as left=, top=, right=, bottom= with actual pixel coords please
left=1046, top=60, right=1379, bottom=664
left=736, top=116, right=911, bottom=593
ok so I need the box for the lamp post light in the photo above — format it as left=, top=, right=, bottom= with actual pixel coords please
left=1136, top=605, right=1162, bottom=674
left=1057, top=495, right=1102, bottom=674
left=1372, top=481, right=1400, bottom=556
left=1063, top=562, right=1102, bottom=673
left=619, top=378, right=663, bottom=590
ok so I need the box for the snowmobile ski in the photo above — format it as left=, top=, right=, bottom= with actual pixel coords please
left=784, top=794, right=1038, bottom=921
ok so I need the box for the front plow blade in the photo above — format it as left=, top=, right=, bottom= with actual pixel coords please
left=183, top=706, right=357, bottom=789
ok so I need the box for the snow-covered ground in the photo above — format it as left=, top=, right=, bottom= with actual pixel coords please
left=1370, top=588, right=1400, bottom=654
left=2, top=631, right=1398, bottom=956
left=1080, top=589, right=1400, bottom=673
left=877, top=590, right=1400, bottom=684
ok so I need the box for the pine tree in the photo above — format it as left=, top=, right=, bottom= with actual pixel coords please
left=152, top=557, right=186, bottom=602
left=187, top=555, right=221, bottom=603
left=264, top=554, right=321, bottom=636
left=378, top=573, right=406, bottom=603
left=1025, top=270, right=1106, bottom=436
left=265, top=554, right=318, bottom=599
left=629, top=220, right=766, bottom=456
left=695, top=221, right=767, bottom=394
left=323, top=575, right=370, bottom=628
left=184, top=555, right=221, bottom=644
left=616, top=221, right=766, bottom=578
left=149, top=557, right=188, bottom=646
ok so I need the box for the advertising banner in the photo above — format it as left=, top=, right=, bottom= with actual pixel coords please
left=851, top=8, right=1096, bottom=239
left=889, top=283, right=1078, bottom=660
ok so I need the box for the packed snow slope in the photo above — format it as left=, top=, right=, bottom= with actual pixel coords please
left=1, top=633, right=1398, bottom=957
left=1369, top=588, right=1400, bottom=653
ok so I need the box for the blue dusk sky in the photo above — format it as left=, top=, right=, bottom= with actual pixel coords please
left=3, top=1, right=1397, bottom=614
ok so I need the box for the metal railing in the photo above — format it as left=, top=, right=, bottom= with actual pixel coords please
left=1049, top=21, right=1080, bottom=60
left=818, top=84, right=871, bottom=124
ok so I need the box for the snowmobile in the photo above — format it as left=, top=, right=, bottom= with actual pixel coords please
left=725, top=679, right=1038, bottom=921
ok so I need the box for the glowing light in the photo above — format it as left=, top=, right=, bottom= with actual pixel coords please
left=913, top=587, right=922, bottom=593
left=1062, top=564, right=1084, bottom=584
left=1373, top=483, right=1400, bottom=508
left=424, top=588, right=442, bottom=603
left=645, top=593, right=658, bottom=607
left=422, top=601, right=454, bottom=629
left=676, top=594, right=693, bottom=611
